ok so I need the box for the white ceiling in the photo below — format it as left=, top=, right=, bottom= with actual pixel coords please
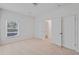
left=0, top=3, right=77, bottom=17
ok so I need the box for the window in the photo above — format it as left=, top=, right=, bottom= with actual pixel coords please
left=7, top=21, right=18, bottom=37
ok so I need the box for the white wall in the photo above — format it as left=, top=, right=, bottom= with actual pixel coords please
left=0, top=9, right=35, bottom=44
left=35, top=18, right=45, bottom=39
left=51, top=17, right=62, bottom=46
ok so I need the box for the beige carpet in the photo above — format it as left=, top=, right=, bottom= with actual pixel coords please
left=0, top=39, right=78, bottom=55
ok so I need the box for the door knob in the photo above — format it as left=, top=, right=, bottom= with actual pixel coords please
left=60, top=33, right=63, bottom=35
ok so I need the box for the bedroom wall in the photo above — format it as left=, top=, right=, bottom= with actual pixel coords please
left=0, top=9, right=35, bottom=44
left=35, top=18, right=45, bottom=39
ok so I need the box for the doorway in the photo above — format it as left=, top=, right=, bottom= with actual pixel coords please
left=44, top=19, right=52, bottom=41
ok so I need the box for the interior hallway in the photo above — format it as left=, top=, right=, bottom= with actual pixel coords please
left=0, top=39, right=78, bottom=55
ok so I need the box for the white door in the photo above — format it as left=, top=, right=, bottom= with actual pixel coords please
left=52, top=17, right=62, bottom=46
left=63, top=16, right=75, bottom=50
